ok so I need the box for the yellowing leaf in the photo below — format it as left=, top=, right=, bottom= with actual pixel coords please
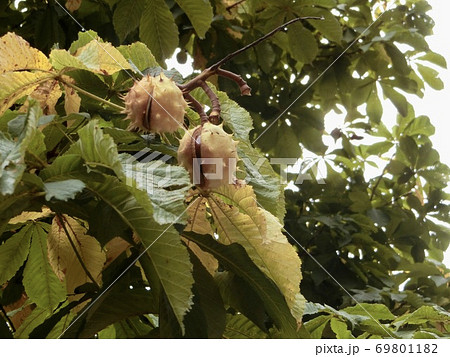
left=47, top=215, right=106, bottom=294
left=183, top=238, right=218, bottom=276
left=206, top=184, right=305, bottom=324
left=26, top=79, right=62, bottom=115
left=62, top=76, right=81, bottom=114
left=0, top=33, right=51, bottom=73
left=74, top=40, right=131, bottom=75
left=66, top=0, right=82, bottom=12
left=185, top=197, right=214, bottom=236
left=104, top=237, right=130, bottom=268
left=49, top=49, right=89, bottom=71
left=0, top=71, right=54, bottom=115
left=8, top=207, right=52, bottom=225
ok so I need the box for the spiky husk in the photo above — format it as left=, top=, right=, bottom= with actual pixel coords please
left=178, top=122, right=239, bottom=189
left=123, top=73, right=187, bottom=133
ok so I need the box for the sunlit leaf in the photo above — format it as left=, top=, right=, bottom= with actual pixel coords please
left=139, top=0, right=179, bottom=62
left=0, top=32, right=51, bottom=73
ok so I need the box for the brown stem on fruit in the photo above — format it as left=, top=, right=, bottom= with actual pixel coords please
left=216, top=69, right=251, bottom=95
left=143, top=95, right=152, bottom=131
left=193, top=126, right=205, bottom=187
left=185, top=93, right=208, bottom=124
left=199, top=81, right=221, bottom=124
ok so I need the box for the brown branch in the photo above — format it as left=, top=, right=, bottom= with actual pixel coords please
left=56, top=214, right=101, bottom=290
left=184, top=93, right=208, bottom=124
left=178, top=17, right=322, bottom=123
left=199, top=81, right=221, bottom=124
left=216, top=69, right=251, bottom=95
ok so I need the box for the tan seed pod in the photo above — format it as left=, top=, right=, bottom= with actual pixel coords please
left=178, top=122, right=239, bottom=190
left=122, top=73, right=187, bottom=134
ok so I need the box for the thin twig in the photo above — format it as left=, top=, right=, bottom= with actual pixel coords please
left=216, top=69, right=251, bottom=95
left=199, top=81, right=221, bottom=124
left=56, top=214, right=101, bottom=290
left=210, top=17, right=323, bottom=70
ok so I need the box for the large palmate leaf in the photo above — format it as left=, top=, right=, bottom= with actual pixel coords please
left=206, top=184, right=305, bottom=324
left=82, top=176, right=194, bottom=334
left=0, top=224, right=32, bottom=285
left=139, top=0, right=179, bottom=62
left=23, top=223, right=66, bottom=311
left=175, top=0, right=213, bottom=39
left=47, top=215, right=105, bottom=294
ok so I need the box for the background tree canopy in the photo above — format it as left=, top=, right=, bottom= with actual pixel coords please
left=0, top=0, right=449, bottom=339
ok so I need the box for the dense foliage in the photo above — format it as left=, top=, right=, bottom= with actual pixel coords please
left=0, top=0, right=449, bottom=339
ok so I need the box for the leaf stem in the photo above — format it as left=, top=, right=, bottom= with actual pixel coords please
left=27, top=151, right=48, bottom=168
left=56, top=214, right=101, bottom=290
left=59, top=78, right=125, bottom=112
